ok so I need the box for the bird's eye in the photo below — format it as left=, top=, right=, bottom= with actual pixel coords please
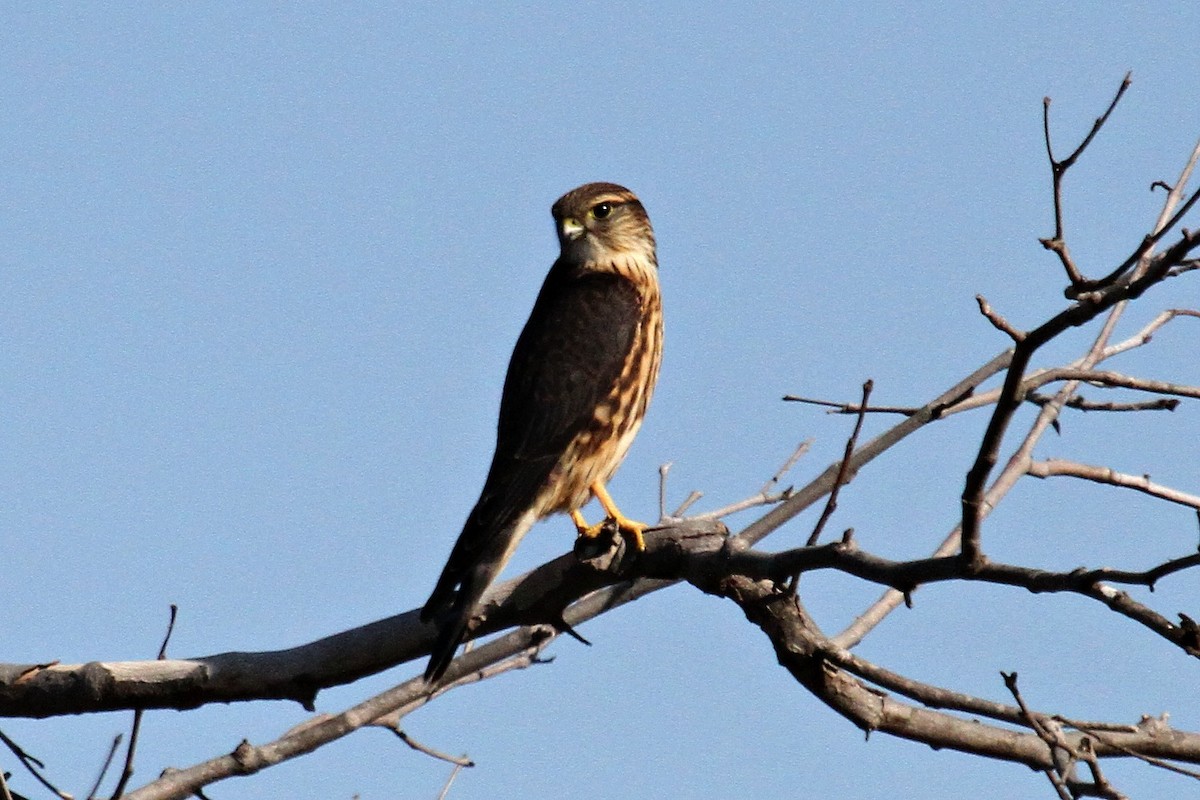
left=591, top=202, right=613, bottom=220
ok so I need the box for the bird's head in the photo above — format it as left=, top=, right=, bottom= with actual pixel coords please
left=552, top=182, right=656, bottom=268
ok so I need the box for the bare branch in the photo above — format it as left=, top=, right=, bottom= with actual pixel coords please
left=123, top=626, right=556, bottom=800
left=1026, top=393, right=1179, bottom=413
left=960, top=224, right=1200, bottom=566
left=737, top=349, right=1014, bottom=550
left=0, top=519, right=720, bottom=720
left=1028, top=459, right=1200, bottom=510
left=955, top=96, right=1200, bottom=592
left=772, top=353, right=1016, bottom=647
left=705, top=575, right=1200, bottom=772
left=1102, top=308, right=1200, bottom=358
left=705, top=539, right=1200, bottom=655
left=1023, top=367, right=1200, bottom=400
left=1072, top=721, right=1200, bottom=782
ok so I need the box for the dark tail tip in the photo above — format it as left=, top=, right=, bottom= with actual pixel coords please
left=424, top=611, right=470, bottom=684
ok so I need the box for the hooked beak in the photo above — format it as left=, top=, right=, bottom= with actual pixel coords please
left=560, top=217, right=586, bottom=240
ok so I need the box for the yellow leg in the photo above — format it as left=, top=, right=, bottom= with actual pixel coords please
left=585, top=482, right=647, bottom=551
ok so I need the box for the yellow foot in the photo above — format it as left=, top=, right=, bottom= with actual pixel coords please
left=571, top=508, right=647, bottom=551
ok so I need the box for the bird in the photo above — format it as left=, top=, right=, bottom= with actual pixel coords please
left=420, top=182, right=663, bottom=684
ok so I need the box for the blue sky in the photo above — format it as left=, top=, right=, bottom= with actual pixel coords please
left=2, top=4, right=1198, bottom=798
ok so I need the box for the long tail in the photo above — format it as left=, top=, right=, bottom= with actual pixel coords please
left=422, top=592, right=477, bottom=684
left=421, top=510, right=532, bottom=683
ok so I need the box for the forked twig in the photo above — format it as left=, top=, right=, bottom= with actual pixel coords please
left=1040, top=72, right=1132, bottom=286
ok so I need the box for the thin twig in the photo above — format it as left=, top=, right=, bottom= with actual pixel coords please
left=760, top=440, right=812, bottom=496
left=155, top=606, right=178, bottom=660
left=393, top=731, right=474, bottom=767
left=783, top=395, right=918, bottom=416
left=688, top=489, right=792, bottom=521
left=1102, top=308, right=1200, bottom=358
left=110, top=606, right=179, bottom=799
left=0, top=730, right=69, bottom=800
left=1056, top=72, right=1132, bottom=172
left=976, top=295, right=1025, bottom=341
left=87, top=736, right=123, bottom=799
left=671, top=490, right=703, bottom=519
left=687, top=441, right=811, bottom=521
left=436, top=763, right=465, bottom=800
left=1003, top=672, right=1076, bottom=798
left=657, top=462, right=672, bottom=522
left=371, top=635, right=557, bottom=730
left=1079, top=737, right=1130, bottom=799
left=805, top=380, right=873, bottom=550
left=1072, top=186, right=1200, bottom=295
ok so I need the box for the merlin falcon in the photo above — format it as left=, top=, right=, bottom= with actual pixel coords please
left=421, top=182, right=663, bottom=683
